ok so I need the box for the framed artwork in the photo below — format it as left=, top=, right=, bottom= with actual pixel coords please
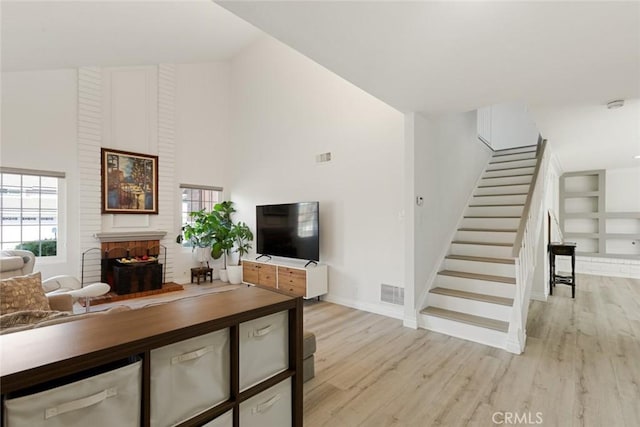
left=101, top=148, right=158, bottom=214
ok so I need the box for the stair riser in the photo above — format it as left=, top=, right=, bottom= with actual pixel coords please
left=444, top=258, right=516, bottom=277
left=461, top=217, right=521, bottom=229
left=491, top=152, right=537, bottom=162
left=483, top=167, right=535, bottom=179
left=419, top=314, right=508, bottom=349
left=487, top=158, right=537, bottom=170
left=475, top=184, right=530, bottom=196
left=495, top=146, right=537, bottom=155
left=435, top=274, right=515, bottom=298
left=466, top=205, right=523, bottom=217
left=472, top=194, right=527, bottom=205
left=427, top=293, right=511, bottom=321
left=480, top=175, right=532, bottom=186
left=450, top=242, right=513, bottom=258
left=455, top=230, right=516, bottom=244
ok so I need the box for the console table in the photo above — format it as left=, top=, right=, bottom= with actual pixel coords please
left=0, top=287, right=303, bottom=427
left=549, top=242, right=577, bottom=298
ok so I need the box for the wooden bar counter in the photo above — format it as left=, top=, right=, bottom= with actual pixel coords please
left=0, top=286, right=303, bottom=427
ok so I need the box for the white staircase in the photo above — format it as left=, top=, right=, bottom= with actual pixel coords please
left=419, top=144, right=547, bottom=353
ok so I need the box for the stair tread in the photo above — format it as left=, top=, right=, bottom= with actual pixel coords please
left=482, top=173, right=533, bottom=179
left=421, top=306, right=509, bottom=333
left=446, top=254, right=516, bottom=264
left=494, top=145, right=537, bottom=153
left=451, top=240, right=513, bottom=247
left=478, top=183, right=531, bottom=188
left=486, top=165, right=535, bottom=172
left=430, top=287, right=514, bottom=306
left=458, top=228, right=517, bottom=232
left=474, top=193, right=528, bottom=197
left=468, top=203, right=524, bottom=207
left=489, top=157, right=536, bottom=164
left=438, top=269, right=516, bottom=284
left=463, top=215, right=521, bottom=218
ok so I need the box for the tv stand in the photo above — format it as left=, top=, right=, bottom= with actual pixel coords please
left=255, top=254, right=272, bottom=261
left=243, top=259, right=328, bottom=299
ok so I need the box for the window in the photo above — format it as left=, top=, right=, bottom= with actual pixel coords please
left=180, top=184, right=223, bottom=246
left=1, top=168, right=64, bottom=257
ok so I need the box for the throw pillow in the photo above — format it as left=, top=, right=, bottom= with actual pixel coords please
left=0, top=272, right=50, bottom=315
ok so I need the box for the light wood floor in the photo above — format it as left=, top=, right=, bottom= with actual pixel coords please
left=303, top=274, right=640, bottom=426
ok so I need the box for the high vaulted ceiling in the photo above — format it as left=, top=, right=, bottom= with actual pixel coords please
left=218, top=1, right=640, bottom=114
left=1, top=0, right=263, bottom=72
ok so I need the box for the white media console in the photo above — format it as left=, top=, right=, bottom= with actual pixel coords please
left=242, top=259, right=328, bottom=299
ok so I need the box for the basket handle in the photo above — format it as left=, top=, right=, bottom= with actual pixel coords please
left=45, top=388, right=117, bottom=419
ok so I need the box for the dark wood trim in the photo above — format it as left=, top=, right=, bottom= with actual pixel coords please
left=177, top=400, right=236, bottom=427
left=142, top=351, right=151, bottom=427
left=231, top=324, right=240, bottom=427
left=293, top=297, right=303, bottom=427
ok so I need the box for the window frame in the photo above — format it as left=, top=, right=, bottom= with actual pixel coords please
left=0, top=167, right=65, bottom=260
left=179, top=184, right=223, bottom=248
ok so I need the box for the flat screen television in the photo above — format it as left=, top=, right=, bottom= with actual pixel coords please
left=256, top=202, right=320, bottom=262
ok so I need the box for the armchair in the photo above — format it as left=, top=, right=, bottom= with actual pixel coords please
left=0, top=250, right=36, bottom=279
left=42, top=276, right=110, bottom=312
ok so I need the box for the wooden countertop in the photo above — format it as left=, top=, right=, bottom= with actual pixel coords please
left=1, top=286, right=297, bottom=392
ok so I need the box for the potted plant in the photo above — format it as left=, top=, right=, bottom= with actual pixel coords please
left=209, top=201, right=235, bottom=282
left=181, top=209, right=216, bottom=267
left=227, top=222, right=254, bottom=285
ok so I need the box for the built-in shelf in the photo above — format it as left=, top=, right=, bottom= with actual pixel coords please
left=560, top=170, right=640, bottom=260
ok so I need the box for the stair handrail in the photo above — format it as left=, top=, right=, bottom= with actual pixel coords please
left=512, top=136, right=547, bottom=258
left=506, top=136, right=548, bottom=353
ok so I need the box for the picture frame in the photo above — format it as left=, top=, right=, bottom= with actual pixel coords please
left=101, top=148, right=159, bottom=214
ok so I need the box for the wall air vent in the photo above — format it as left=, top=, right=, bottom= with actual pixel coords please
left=316, top=152, right=332, bottom=163
left=381, top=284, right=404, bottom=305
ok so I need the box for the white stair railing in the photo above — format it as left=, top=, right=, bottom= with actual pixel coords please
left=506, top=138, right=549, bottom=354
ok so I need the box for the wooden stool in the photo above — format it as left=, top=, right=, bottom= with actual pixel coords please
left=549, top=242, right=576, bottom=298
left=191, top=267, right=213, bottom=284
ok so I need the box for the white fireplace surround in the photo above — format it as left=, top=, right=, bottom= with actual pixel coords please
left=94, top=231, right=167, bottom=243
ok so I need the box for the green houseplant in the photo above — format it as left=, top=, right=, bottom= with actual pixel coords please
left=181, top=209, right=217, bottom=267
left=209, top=201, right=235, bottom=282
left=227, top=222, right=254, bottom=284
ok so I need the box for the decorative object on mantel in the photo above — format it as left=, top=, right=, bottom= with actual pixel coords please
left=101, top=148, right=159, bottom=214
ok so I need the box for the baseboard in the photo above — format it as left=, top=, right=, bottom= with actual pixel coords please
left=530, top=290, right=547, bottom=301
left=323, top=294, right=404, bottom=320
left=403, top=316, right=418, bottom=329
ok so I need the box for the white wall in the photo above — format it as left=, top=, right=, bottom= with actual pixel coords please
left=229, top=37, right=406, bottom=318
left=607, top=167, right=640, bottom=212
left=1, top=69, right=80, bottom=278
left=531, top=99, right=640, bottom=172
left=173, top=62, right=232, bottom=282
left=489, top=103, right=540, bottom=150
left=1, top=63, right=233, bottom=284
left=412, top=112, right=492, bottom=310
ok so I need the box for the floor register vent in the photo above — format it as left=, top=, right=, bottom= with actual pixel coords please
left=381, top=284, right=404, bottom=305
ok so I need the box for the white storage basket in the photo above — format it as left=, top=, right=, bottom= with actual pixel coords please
left=4, top=360, right=141, bottom=427
left=239, top=378, right=292, bottom=427
left=150, top=328, right=230, bottom=427
left=202, top=410, right=233, bottom=427
left=239, top=311, right=289, bottom=391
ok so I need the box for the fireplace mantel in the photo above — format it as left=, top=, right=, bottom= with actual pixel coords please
left=94, top=231, right=167, bottom=243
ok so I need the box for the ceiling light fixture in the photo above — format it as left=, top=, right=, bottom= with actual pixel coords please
left=606, top=99, right=625, bottom=109
left=634, top=155, right=640, bottom=159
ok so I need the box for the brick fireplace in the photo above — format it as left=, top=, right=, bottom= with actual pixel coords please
left=95, top=231, right=166, bottom=295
